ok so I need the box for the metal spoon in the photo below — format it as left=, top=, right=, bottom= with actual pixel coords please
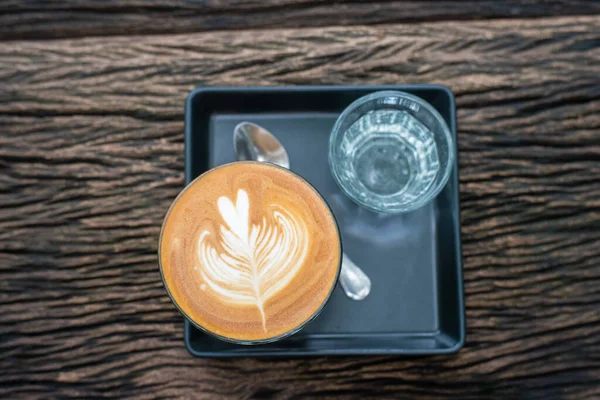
left=234, top=122, right=371, bottom=301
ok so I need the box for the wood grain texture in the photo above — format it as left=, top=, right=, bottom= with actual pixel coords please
left=2, top=0, right=600, bottom=40
left=1, top=16, right=600, bottom=399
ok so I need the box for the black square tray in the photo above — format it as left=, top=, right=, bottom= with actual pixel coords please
left=184, top=85, right=464, bottom=357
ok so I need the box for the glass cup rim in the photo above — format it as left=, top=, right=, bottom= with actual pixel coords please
left=158, top=160, right=343, bottom=345
left=328, top=90, right=455, bottom=213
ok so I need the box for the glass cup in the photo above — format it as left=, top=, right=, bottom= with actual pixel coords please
left=329, top=91, right=454, bottom=213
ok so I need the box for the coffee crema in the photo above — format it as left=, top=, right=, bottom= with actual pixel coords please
left=159, top=162, right=341, bottom=342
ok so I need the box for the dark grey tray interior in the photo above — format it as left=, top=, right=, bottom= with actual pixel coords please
left=184, top=85, right=464, bottom=357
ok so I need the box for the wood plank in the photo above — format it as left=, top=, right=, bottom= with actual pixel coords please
left=1, top=16, right=600, bottom=399
left=1, top=0, right=600, bottom=40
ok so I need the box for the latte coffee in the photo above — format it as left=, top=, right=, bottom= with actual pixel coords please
left=159, top=162, right=341, bottom=342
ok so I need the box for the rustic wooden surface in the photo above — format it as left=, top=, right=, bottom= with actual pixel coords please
left=1, top=2, right=600, bottom=398
left=3, top=0, right=600, bottom=40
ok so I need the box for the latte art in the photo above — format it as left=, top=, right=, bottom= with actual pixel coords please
left=159, top=162, right=341, bottom=342
left=197, top=189, right=309, bottom=330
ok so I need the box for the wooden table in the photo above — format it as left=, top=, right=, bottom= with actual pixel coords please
left=2, top=2, right=599, bottom=399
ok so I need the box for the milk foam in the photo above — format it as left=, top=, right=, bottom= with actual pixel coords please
left=160, top=162, right=341, bottom=341
left=196, top=189, right=309, bottom=331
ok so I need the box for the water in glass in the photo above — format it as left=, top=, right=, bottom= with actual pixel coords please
left=336, top=109, right=440, bottom=208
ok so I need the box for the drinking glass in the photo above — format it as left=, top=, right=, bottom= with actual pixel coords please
left=329, top=91, right=454, bottom=213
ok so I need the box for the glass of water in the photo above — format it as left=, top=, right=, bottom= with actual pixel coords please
left=329, top=91, right=454, bottom=213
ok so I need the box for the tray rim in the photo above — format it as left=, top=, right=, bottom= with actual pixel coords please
left=183, top=84, right=465, bottom=357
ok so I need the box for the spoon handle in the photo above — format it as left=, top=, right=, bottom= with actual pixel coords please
left=339, top=253, right=371, bottom=301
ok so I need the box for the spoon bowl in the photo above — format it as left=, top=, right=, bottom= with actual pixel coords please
left=234, top=122, right=290, bottom=168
